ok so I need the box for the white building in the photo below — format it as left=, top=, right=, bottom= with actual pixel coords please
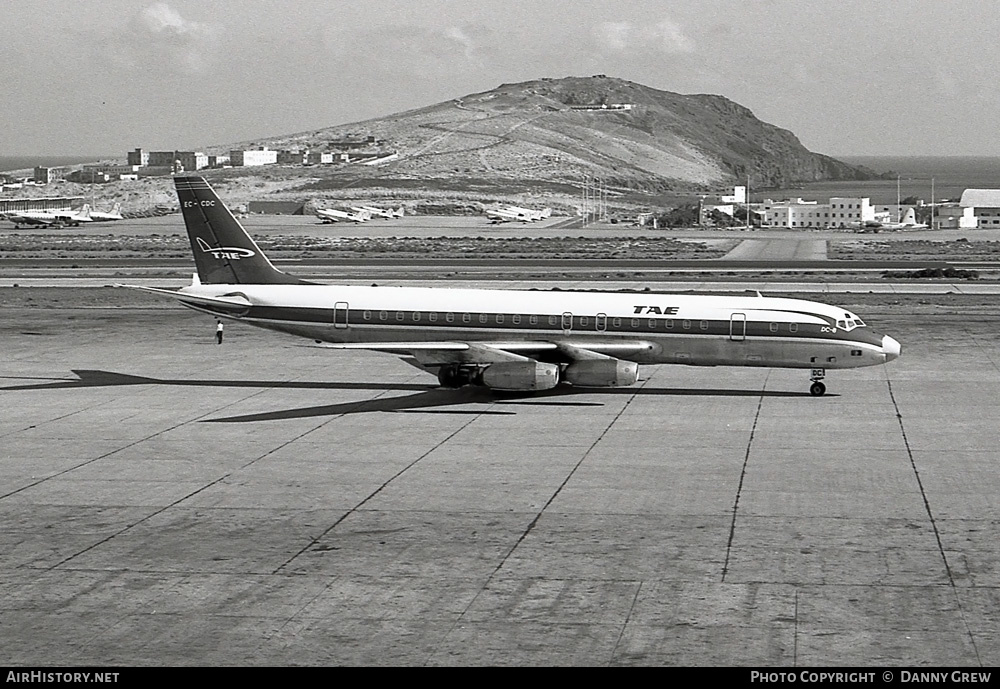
left=959, top=189, right=1000, bottom=228
left=759, top=196, right=875, bottom=229
left=935, top=203, right=978, bottom=229
left=230, top=147, right=277, bottom=167
left=827, top=197, right=875, bottom=227
left=720, top=185, right=746, bottom=204
left=82, top=164, right=141, bottom=176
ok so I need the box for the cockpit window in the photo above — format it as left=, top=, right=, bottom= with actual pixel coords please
left=837, top=314, right=866, bottom=331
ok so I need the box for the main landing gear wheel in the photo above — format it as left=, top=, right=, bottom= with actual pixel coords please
left=437, top=364, right=479, bottom=388
left=809, top=381, right=826, bottom=397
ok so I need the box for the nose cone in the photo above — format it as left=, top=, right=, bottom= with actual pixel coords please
left=882, top=335, right=901, bottom=362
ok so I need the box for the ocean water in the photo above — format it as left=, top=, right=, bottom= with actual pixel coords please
left=0, top=156, right=111, bottom=173
left=761, top=156, right=1000, bottom=205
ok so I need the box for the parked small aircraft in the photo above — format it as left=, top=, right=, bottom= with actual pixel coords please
left=486, top=205, right=553, bottom=223
left=86, top=202, right=124, bottom=222
left=316, top=207, right=370, bottom=223
left=352, top=204, right=405, bottom=219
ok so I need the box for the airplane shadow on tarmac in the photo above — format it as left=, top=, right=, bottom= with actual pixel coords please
left=0, top=369, right=821, bottom=422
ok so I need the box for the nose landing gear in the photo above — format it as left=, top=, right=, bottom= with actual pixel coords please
left=809, top=368, right=826, bottom=396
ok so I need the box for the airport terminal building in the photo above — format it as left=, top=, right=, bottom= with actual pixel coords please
left=760, top=197, right=875, bottom=228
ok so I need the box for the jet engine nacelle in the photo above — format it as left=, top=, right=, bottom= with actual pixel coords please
left=563, top=359, right=639, bottom=388
left=481, top=361, right=560, bottom=391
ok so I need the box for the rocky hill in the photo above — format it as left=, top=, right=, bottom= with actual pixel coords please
left=229, top=75, right=873, bottom=194
left=8, top=76, right=875, bottom=214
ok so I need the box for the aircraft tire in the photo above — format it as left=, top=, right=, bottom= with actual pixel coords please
left=809, top=382, right=826, bottom=397
left=437, top=365, right=464, bottom=388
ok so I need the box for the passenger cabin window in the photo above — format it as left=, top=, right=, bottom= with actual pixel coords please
left=512, top=314, right=521, bottom=325
left=446, top=312, right=454, bottom=323
left=529, top=315, right=538, bottom=325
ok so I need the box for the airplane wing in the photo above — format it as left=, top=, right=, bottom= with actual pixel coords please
left=312, top=340, right=656, bottom=365
left=313, top=341, right=553, bottom=364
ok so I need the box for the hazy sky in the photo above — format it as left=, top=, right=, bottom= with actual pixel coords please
left=2, top=0, right=998, bottom=157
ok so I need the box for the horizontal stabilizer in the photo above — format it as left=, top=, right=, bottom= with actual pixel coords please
left=114, top=284, right=252, bottom=313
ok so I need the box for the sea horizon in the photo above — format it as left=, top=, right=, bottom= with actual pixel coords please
left=0, top=155, right=116, bottom=173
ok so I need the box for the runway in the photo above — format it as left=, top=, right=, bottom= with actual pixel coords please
left=1, top=305, right=998, bottom=666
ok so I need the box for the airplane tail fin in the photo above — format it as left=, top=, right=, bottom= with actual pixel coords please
left=174, top=176, right=306, bottom=285
left=901, top=207, right=916, bottom=225
left=79, top=205, right=91, bottom=220
left=111, top=202, right=122, bottom=216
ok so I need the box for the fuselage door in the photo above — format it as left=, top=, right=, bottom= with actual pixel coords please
left=333, top=301, right=349, bottom=329
left=730, top=313, right=746, bottom=342
left=596, top=313, right=607, bottom=332
left=562, top=312, right=573, bottom=335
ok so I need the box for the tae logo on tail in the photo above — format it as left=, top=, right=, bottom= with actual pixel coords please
left=196, top=237, right=255, bottom=260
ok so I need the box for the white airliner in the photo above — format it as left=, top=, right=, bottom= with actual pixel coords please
left=486, top=205, right=553, bottom=223
left=352, top=204, right=404, bottom=219
left=4, top=207, right=92, bottom=228
left=120, top=176, right=900, bottom=395
left=316, top=207, right=370, bottom=223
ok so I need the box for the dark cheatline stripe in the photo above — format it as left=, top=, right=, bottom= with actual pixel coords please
left=232, top=305, right=882, bottom=347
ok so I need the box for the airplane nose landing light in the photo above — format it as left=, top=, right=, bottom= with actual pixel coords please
left=882, top=335, right=901, bottom=362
